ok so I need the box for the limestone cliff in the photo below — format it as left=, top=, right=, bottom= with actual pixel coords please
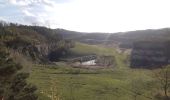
left=130, top=41, right=170, bottom=68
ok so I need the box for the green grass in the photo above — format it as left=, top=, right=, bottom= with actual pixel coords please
left=70, top=42, right=128, bottom=69
left=28, top=43, right=159, bottom=100
left=28, top=64, right=157, bottom=100
left=70, top=42, right=119, bottom=56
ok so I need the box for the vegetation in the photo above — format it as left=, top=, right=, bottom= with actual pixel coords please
left=28, top=64, right=157, bottom=100
left=154, top=65, right=170, bottom=100
left=59, top=28, right=170, bottom=48
left=0, top=48, right=37, bottom=100
left=27, top=43, right=160, bottom=100
left=68, top=42, right=127, bottom=68
left=27, top=42, right=170, bottom=100
left=0, top=21, right=75, bottom=100
left=1, top=21, right=170, bottom=100
left=0, top=21, right=75, bottom=62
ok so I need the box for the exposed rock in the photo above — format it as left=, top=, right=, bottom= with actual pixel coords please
left=130, top=41, right=170, bottom=68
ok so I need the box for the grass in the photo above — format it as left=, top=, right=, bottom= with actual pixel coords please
left=28, top=42, right=159, bottom=100
left=28, top=64, right=157, bottom=100
left=70, top=42, right=122, bottom=56
left=70, top=42, right=128, bottom=69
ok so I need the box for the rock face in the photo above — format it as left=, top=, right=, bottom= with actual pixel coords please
left=130, top=41, right=170, bottom=68
left=30, top=42, right=73, bottom=62
left=6, top=41, right=73, bottom=63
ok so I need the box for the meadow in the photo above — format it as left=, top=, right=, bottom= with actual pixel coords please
left=28, top=42, right=160, bottom=100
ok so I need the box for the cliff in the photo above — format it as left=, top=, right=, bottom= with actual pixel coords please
left=130, top=41, right=170, bottom=68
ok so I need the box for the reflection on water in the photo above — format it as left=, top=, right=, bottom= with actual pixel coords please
left=81, top=60, right=96, bottom=66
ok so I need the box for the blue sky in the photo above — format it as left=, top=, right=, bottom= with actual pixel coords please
left=1, top=0, right=170, bottom=32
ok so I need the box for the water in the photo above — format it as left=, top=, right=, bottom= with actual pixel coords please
left=81, top=60, right=96, bottom=66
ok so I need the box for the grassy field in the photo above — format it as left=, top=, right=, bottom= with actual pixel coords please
left=69, top=42, right=128, bottom=69
left=28, top=42, right=159, bottom=100
left=28, top=64, right=157, bottom=100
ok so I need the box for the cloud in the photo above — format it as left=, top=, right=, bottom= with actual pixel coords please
left=4, top=0, right=170, bottom=32
left=54, top=0, right=73, bottom=3
left=7, top=0, right=57, bottom=26
left=0, top=1, right=6, bottom=7
left=0, top=17, right=7, bottom=21
left=8, top=0, right=54, bottom=7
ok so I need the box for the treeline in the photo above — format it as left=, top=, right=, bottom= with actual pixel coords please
left=57, top=28, right=170, bottom=49
left=0, top=21, right=75, bottom=63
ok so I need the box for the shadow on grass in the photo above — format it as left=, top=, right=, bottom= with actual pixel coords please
left=155, top=93, right=170, bottom=100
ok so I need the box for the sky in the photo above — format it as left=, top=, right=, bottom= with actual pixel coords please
left=0, top=0, right=170, bottom=33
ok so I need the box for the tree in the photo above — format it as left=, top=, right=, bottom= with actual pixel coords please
left=0, top=49, right=38, bottom=100
left=155, top=65, right=170, bottom=100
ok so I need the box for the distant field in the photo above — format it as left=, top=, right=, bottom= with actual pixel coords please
left=28, top=43, right=159, bottom=100
left=69, top=42, right=128, bottom=69
left=70, top=42, right=116, bottom=55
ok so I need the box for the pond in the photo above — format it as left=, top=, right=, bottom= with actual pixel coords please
left=81, top=60, right=96, bottom=66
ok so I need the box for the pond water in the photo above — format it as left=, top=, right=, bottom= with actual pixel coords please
left=81, top=60, right=96, bottom=66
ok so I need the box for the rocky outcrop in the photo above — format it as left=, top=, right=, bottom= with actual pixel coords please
left=5, top=40, right=74, bottom=63
left=28, top=41, right=74, bottom=62
left=35, top=43, right=66, bottom=61
left=130, top=41, right=170, bottom=68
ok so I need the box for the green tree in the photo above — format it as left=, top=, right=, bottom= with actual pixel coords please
left=0, top=49, right=38, bottom=100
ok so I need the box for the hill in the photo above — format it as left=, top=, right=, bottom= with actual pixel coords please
left=0, top=21, right=74, bottom=63
left=57, top=28, right=170, bottom=48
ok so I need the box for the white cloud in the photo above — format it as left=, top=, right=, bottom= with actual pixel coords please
left=0, top=1, right=6, bottom=7
left=0, top=17, right=7, bottom=21
left=22, top=10, right=34, bottom=16
left=41, top=0, right=170, bottom=32
left=5, top=0, right=170, bottom=32
left=7, top=0, right=56, bottom=26
left=8, top=0, right=55, bottom=6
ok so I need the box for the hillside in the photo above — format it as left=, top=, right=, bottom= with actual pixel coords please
left=0, top=21, right=74, bottom=63
left=57, top=28, right=170, bottom=48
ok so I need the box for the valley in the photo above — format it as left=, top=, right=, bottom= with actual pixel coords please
left=0, top=22, right=169, bottom=100
left=28, top=42, right=160, bottom=100
left=1, top=1, right=170, bottom=100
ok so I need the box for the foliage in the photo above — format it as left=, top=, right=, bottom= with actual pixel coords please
left=0, top=49, right=38, bottom=100
left=0, top=21, right=75, bottom=63
left=59, top=28, right=170, bottom=48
